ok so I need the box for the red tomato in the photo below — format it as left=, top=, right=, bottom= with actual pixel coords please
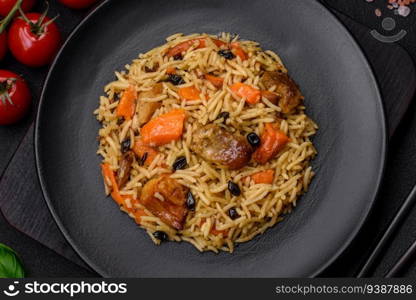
left=0, top=70, right=31, bottom=125
left=0, top=0, right=36, bottom=17
left=58, top=0, right=98, bottom=10
left=0, top=32, right=7, bottom=60
left=8, top=12, right=61, bottom=67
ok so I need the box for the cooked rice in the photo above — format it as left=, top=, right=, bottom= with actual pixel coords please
left=94, top=33, right=318, bottom=253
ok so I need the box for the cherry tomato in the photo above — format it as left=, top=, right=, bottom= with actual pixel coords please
left=0, top=32, right=6, bottom=60
left=58, top=0, right=98, bottom=10
left=0, top=0, right=36, bottom=17
left=8, top=12, right=61, bottom=67
left=0, top=70, right=31, bottom=125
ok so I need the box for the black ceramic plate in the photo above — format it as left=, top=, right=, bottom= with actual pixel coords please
left=35, top=0, right=386, bottom=277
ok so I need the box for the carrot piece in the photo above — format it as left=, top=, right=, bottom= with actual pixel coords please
left=101, top=164, right=118, bottom=193
left=133, top=208, right=147, bottom=224
left=102, top=163, right=146, bottom=222
left=116, top=86, right=137, bottom=120
left=178, top=85, right=201, bottom=101
left=140, top=109, right=186, bottom=146
left=205, top=74, right=224, bottom=88
left=166, top=38, right=227, bottom=57
left=101, top=163, right=125, bottom=206
left=166, top=38, right=206, bottom=57
left=132, top=137, right=158, bottom=166
left=230, top=82, right=261, bottom=104
left=211, top=227, right=228, bottom=237
left=251, top=169, right=275, bottom=184
left=253, top=123, right=289, bottom=164
left=212, top=38, right=227, bottom=48
left=166, top=67, right=176, bottom=74
left=230, top=42, right=248, bottom=61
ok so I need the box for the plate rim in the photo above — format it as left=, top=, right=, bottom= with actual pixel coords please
left=34, top=0, right=387, bottom=278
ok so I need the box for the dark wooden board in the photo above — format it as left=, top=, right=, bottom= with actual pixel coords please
left=0, top=9, right=415, bottom=275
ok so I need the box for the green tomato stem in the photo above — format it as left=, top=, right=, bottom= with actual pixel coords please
left=0, top=0, right=23, bottom=34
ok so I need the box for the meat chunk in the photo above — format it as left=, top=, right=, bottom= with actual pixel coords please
left=261, top=71, right=303, bottom=114
left=117, top=151, right=134, bottom=188
left=137, top=83, right=163, bottom=126
left=141, top=176, right=189, bottom=230
left=191, top=124, right=253, bottom=170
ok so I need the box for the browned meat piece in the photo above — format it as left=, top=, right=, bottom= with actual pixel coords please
left=117, top=151, right=134, bottom=189
left=261, top=90, right=279, bottom=105
left=141, top=175, right=189, bottom=230
left=191, top=124, right=253, bottom=170
left=137, top=83, right=163, bottom=126
left=261, top=71, right=303, bottom=113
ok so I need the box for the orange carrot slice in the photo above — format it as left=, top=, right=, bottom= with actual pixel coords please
left=101, top=163, right=128, bottom=206
left=166, top=38, right=206, bottom=57
left=140, top=109, right=186, bottom=146
left=132, top=138, right=159, bottom=166
left=116, top=86, right=137, bottom=120
left=253, top=123, right=289, bottom=164
left=212, top=39, right=227, bottom=48
left=230, top=42, right=248, bottom=61
left=251, top=169, right=275, bottom=184
left=133, top=208, right=147, bottom=224
left=205, top=74, right=224, bottom=88
left=102, top=164, right=147, bottom=221
left=166, top=67, right=176, bottom=74
left=230, top=82, right=261, bottom=104
left=178, top=85, right=201, bottom=101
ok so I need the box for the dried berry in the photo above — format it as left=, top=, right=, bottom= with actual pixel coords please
left=153, top=231, right=168, bottom=242
left=173, top=156, right=187, bottom=170
left=168, top=74, right=185, bottom=85
left=247, top=132, right=261, bottom=147
left=218, top=49, right=235, bottom=59
left=186, top=192, right=196, bottom=210
left=173, top=54, right=182, bottom=60
left=228, top=181, right=241, bottom=196
left=228, top=208, right=240, bottom=220
left=121, top=139, right=131, bottom=153
left=139, top=152, right=148, bottom=166
left=216, top=111, right=230, bottom=123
